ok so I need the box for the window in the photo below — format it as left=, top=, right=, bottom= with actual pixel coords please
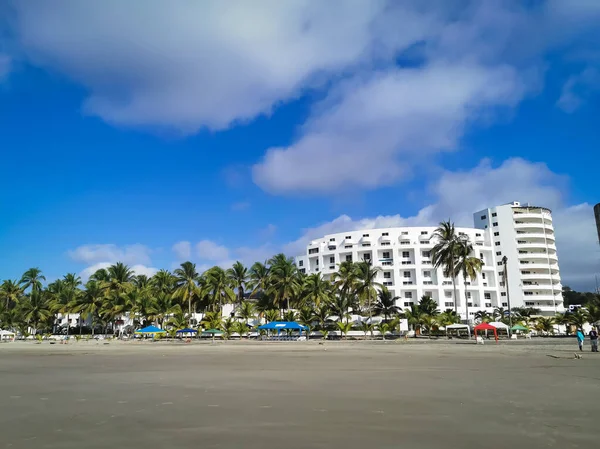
left=404, top=302, right=412, bottom=307
left=493, top=222, right=498, bottom=227
left=423, top=271, right=431, bottom=278
left=484, top=293, right=491, bottom=300
left=445, top=302, right=454, bottom=307
left=494, top=232, right=500, bottom=236
left=482, top=273, right=486, bottom=279
left=501, top=292, right=506, bottom=297
left=422, top=251, right=431, bottom=258
left=384, top=272, right=391, bottom=279
left=362, top=234, right=370, bottom=237
left=299, top=268, right=305, bottom=274
left=525, top=302, right=534, bottom=306
left=298, top=260, right=304, bottom=267
left=316, top=259, right=319, bottom=265
left=405, top=292, right=412, bottom=299
left=468, top=303, right=473, bottom=307
left=401, top=231, right=408, bottom=235
left=329, top=238, right=335, bottom=242
left=345, top=255, right=352, bottom=262
left=382, top=232, right=389, bottom=236
left=402, top=251, right=410, bottom=258
left=382, top=251, right=390, bottom=259
left=380, top=242, right=391, bottom=246
left=496, top=251, right=502, bottom=256
left=363, top=253, right=371, bottom=260
left=492, top=212, right=497, bottom=217
left=480, top=215, right=487, bottom=220
left=329, top=256, right=335, bottom=264
left=345, top=235, right=352, bottom=239
left=361, top=243, right=371, bottom=247
left=484, top=225, right=488, bottom=229
left=425, top=291, right=432, bottom=297
left=502, top=302, right=508, bottom=307
left=403, top=271, right=411, bottom=278
left=476, top=233, right=482, bottom=237
left=344, top=245, right=352, bottom=249
left=497, top=262, right=503, bottom=266
left=421, top=231, right=428, bottom=235
left=309, top=248, right=319, bottom=254
left=495, top=242, right=501, bottom=246
left=466, top=292, right=471, bottom=299
left=445, top=291, right=452, bottom=298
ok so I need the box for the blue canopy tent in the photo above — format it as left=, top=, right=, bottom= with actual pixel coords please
left=135, top=325, right=166, bottom=336
left=176, top=328, right=198, bottom=334
left=258, top=321, right=308, bottom=340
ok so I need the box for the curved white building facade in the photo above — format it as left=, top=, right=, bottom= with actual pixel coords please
left=296, top=201, right=564, bottom=320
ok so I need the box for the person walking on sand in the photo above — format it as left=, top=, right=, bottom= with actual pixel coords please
left=589, top=327, right=598, bottom=353
left=576, top=328, right=585, bottom=352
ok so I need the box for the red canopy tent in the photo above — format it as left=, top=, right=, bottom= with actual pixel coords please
left=473, top=322, right=498, bottom=343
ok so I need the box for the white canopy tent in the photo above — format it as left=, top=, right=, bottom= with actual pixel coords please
left=0, top=330, right=16, bottom=341
left=489, top=321, right=510, bottom=336
left=445, top=324, right=470, bottom=338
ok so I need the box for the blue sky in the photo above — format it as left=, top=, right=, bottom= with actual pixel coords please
left=0, top=1, right=599, bottom=290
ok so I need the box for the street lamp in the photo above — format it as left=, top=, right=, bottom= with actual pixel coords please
left=502, top=256, right=512, bottom=336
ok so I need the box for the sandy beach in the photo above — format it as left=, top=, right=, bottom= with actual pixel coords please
left=1, top=340, right=598, bottom=448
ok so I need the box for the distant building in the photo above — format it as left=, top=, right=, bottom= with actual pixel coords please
left=473, top=202, right=563, bottom=316
left=295, top=201, right=565, bottom=320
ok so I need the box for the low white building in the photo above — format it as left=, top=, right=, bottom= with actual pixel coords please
left=295, top=202, right=565, bottom=320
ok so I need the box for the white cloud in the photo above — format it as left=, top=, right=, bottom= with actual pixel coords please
left=172, top=241, right=192, bottom=260
left=196, top=240, right=230, bottom=261
left=557, top=67, right=600, bottom=112
left=9, top=0, right=414, bottom=133
left=68, top=243, right=152, bottom=266
left=79, top=262, right=158, bottom=281
left=253, top=63, right=525, bottom=194
left=282, top=158, right=597, bottom=291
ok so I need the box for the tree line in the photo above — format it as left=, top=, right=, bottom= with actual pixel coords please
left=1, top=222, right=598, bottom=339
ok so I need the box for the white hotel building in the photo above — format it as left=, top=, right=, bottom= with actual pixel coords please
left=295, top=201, right=564, bottom=320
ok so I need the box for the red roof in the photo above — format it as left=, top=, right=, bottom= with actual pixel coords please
left=474, top=322, right=496, bottom=331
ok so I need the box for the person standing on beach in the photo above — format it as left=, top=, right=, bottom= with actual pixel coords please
left=589, top=327, right=598, bottom=353
left=576, top=328, right=585, bottom=352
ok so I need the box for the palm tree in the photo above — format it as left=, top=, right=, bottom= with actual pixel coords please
left=418, top=295, right=439, bottom=316
left=455, top=239, right=483, bottom=328
left=0, top=280, right=23, bottom=309
left=337, top=321, right=353, bottom=340
left=248, top=262, right=270, bottom=297
left=227, top=261, right=249, bottom=312
left=373, top=287, right=400, bottom=322
left=20, top=268, right=46, bottom=294
left=174, top=262, right=200, bottom=324
left=312, top=303, right=331, bottom=334
left=420, top=314, right=438, bottom=339
left=303, top=273, right=331, bottom=310
left=264, top=309, right=280, bottom=323
left=438, top=309, right=460, bottom=326
left=204, top=266, right=235, bottom=313
left=268, top=255, right=301, bottom=313
left=236, top=300, right=256, bottom=325
left=569, top=308, right=590, bottom=329
left=151, top=292, right=182, bottom=328
left=20, top=291, right=51, bottom=335
left=354, top=261, right=381, bottom=322
left=328, top=294, right=353, bottom=324
left=49, top=275, right=81, bottom=336
left=332, top=261, right=358, bottom=298
left=473, top=310, right=492, bottom=324
left=554, top=312, right=571, bottom=335
left=221, top=317, right=236, bottom=339
left=297, top=307, right=315, bottom=335
left=431, top=221, right=461, bottom=315
left=377, top=322, right=392, bottom=340
left=404, top=304, right=424, bottom=335
left=234, top=321, right=250, bottom=338
left=534, top=317, right=555, bottom=335
left=151, top=269, right=176, bottom=294
left=359, top=321, right=375, bottom=340
left=75, top=280, right=104, bottom=336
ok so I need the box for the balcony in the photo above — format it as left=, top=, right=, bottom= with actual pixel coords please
left=380, top=259, right=394, bottom=266
left=380, top=235, right=392, bottom=244
left=520, top=273, right=553, bottom=281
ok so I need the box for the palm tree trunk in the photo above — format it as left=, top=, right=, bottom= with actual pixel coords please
left=79, top=316, right=83, bottom=337
left=463, top=277, right=470, bottom=339
left=66, top=313, right=70, bottom=337
left=91, top=315, right=95, bottom=338
left=452, top=277, right=458, bottom=318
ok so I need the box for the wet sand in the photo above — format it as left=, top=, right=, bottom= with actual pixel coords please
left=1, top=340, right=598, bottom=448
